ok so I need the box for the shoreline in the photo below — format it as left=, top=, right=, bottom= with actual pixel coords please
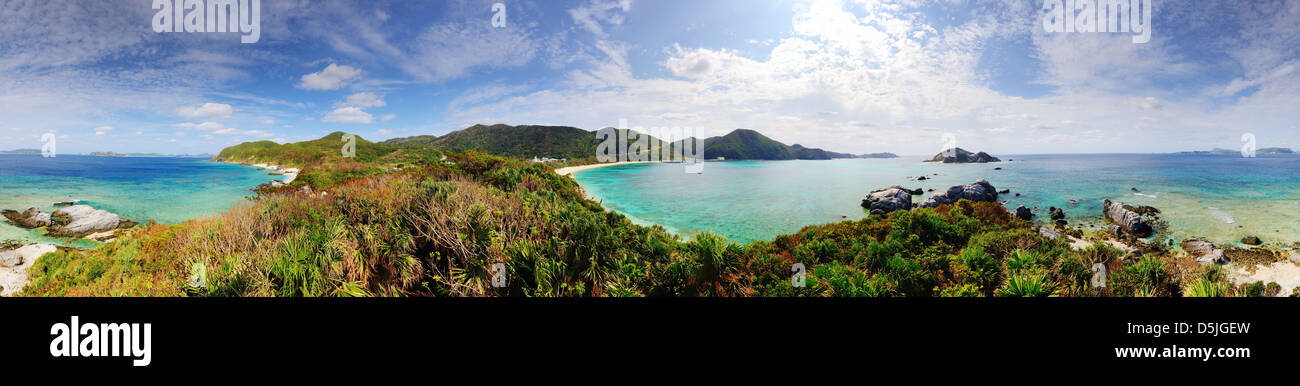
left=553, top=161, right=657, bottom=177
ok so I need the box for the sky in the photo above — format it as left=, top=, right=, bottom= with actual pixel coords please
left=0, top=0, right=1297, bottom=156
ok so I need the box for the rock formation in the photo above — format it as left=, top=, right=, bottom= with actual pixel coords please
left=919, top=180, right=999, bottom=208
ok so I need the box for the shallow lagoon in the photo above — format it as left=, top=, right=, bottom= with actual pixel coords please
left=575, top=154, right=1300, bottom=247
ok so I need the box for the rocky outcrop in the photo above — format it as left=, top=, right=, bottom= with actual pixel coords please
left=4, top=205, right=133, bottom=239
left=1182, top=239, right=1228, bottom=265
left=862, top=186, right=915, bottom=215
left=1242, top=236, right=1262, bottom=246
left=927, top=148, right=1001, bottom=163
left=1038, top=227, right=1062, bottom=240
left=1014, top=206, right=1033, bottom=220
left=1, top=208, right=53, bottom=228
left=1049, top=207, right=1065, bottom=221
left=919, top=180, right=999, bottom=208
left=48, top=205, right=121, bottom=237
left=0, top=243, right=57, bottom=296
left=1103, top=200, right=1153, bottom=238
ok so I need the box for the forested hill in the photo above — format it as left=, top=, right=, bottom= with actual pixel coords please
left=382, top=124, right=598, bottom=160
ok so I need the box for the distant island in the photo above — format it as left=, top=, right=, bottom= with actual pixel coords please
left=381, top=124, right=885, bottom=161
left=88, top=151, right=215, bottom=158
left=925, top=147, right=1001, bottom=163
left=0, top=148, right=41, bottom=154
left=1175, top=147, right=1293, bottom=155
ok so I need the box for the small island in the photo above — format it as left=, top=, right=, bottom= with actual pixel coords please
left=1175, top=147, right=1294, bottom=155
left=926, top=147, right=1001, bottom=163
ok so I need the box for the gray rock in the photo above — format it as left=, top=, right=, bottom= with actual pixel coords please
left=1014, top=206, right=1034, bottom=220
left=1104, top=200, right=1152, bottom=238
left=1049, top=207, right=1065, bottom=221
left=1, top=207, right=54, bottom=228
left=1182, top=239, right=1229, bottom=265
left=0, top=250, right=21, bottom=267
left=862, top=186, right=914, bottom=215
left=919, top=180, right=999, bottom=208
left=49, top=205, right=120, bottom=237
left=1038, top=227, right=1062, bottom=240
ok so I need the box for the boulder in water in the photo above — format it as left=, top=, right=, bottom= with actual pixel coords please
left=1242, top=236, right=1262, bottom=246
left=1104, top=200, right=1153, bottom=238
left=1182, top=239, right=1228, bottom=265
left=919, top=180, right=999, bottom=208
left=1014, top=206, right=1034, bottom=220
left=48, top=205, right=121, bottom=238
left=1, top=208, right=53, bottom=228
left=862, top=186, right=914, bottom=215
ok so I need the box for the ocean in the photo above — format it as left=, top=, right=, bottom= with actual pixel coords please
left=574, top=154, right=1300, bottom=247
left=0, top=154, right=283, bottom=248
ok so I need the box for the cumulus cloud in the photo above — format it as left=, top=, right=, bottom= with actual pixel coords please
left=322, top=107, right=374, bottom=124
left=338, top=92, right=386, bottom=108
left=175, top=103, right=234, bottom=119
left=298, top=64, right=362, bottom=90
left=93, top=126, right=112, bottom=135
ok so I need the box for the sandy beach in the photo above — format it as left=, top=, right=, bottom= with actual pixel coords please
left=251, top=163, right=300, bottom=184
left=553, top=161, right=656, bottom=176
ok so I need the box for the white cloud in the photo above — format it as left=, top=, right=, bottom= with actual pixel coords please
left=380, top=114, right=396, bottom=121
left=93, top=126, right=112, bottom=135
left=175, top=103, right=233, bottom=119
left=322, top=107, right=374, bottom=124
left=338, top=92, right=386, bottom=108
left=297, top=64, right=362, bottom=90
left=569, top=0, right=632, bottom=36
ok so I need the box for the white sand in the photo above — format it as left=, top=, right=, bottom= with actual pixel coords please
left=553, top=161, right=656, bottom=176
left=1229, top=260, right=1300, bottom=297
left=251, top=163, right=300, bottom=184
left=0, top=244, right=57, bottom=296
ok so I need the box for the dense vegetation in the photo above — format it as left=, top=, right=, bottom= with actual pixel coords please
left=383, top=124, right=599, bottom=160
left=20, top=133, right=1254, bottom=297
left=380, top=124, right=875, bottom=161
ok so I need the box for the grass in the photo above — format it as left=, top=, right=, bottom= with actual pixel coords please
left=19, top=148, right=1248, bottom=297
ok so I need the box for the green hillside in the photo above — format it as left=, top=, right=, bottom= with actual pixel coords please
left=702, top=129, right=856, bottom=160
left=380, top=124, right=874, bottom=162
left=214, top=132, right=443, bottom=188
left=385, top=124, right=598, bottom=159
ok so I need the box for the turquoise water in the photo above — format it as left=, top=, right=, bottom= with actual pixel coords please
left=0, top=154, right=284, bottom=248
left=575, top=154, right=1300, bottom=247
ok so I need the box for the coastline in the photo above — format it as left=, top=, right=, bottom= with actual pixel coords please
left=553, top=161, right=657, bottom=177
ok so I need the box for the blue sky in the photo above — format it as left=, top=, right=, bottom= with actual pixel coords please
left=1, top=0, right=1297, bottom=156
